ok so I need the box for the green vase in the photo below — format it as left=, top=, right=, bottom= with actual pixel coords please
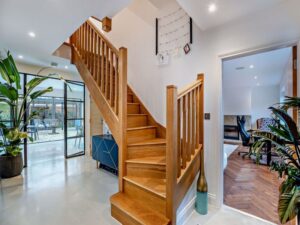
left=195, top=148, right=208, bottom=215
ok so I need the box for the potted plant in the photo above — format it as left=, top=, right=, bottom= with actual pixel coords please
left=0, top=52, right=53, bottom=178
left=252, top=96, right=300, bottom=224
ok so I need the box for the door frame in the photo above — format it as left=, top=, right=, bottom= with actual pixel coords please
left=20, top=73, right=86, bottom=167
left=220, top=41, right=298, bottom=211
left=64, top=80, right=86, bottom=159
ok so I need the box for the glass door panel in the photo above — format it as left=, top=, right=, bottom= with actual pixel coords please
left=65, top=81, right=85, bottom=158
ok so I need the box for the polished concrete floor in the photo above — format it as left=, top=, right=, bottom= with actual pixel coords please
left=1, top=147, right=276, bottom=225
left=0, top=156, right=119, bottom=225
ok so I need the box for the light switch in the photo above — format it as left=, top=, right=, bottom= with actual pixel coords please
left=204, top=113, right=210, bottom=120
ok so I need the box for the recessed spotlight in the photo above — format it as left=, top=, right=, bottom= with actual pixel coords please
left=64, top=65, right=68, bottom=69
left=256, top=83, right=260, bottom=86
left=18, top=55, right=24, bottom=59
left=28, top=31, right=36, bottom=38
left=208, top=3, right=217, bottom=13
left=254, top=76, right=258, bottom=80
left=249, top=65, right=254, bottom=69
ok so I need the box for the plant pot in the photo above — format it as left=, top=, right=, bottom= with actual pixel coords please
left=0, top=154, right=23, bottom=178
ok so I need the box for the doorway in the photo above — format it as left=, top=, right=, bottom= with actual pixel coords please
left=0, top=73, right=86, bottom=167
left=222, top=45, right=297, bottom=224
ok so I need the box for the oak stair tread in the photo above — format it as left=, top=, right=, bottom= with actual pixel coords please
left=128, top=138, right=166, bottom=146
left=110, top=193, right=170, bottom=225
left=126, top=156, right=166, bottom=165
left=127, top=126, right=157, bottom=131
left=124, top=176, right=166, bottom=198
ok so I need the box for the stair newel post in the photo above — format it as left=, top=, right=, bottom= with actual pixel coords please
left=166, top=85, right=178, bottom=224
left=118, top=47, right=128, bottom=192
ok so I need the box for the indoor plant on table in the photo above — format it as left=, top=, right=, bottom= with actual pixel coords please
left=0, top=52, right=53, bottom=178
left=252, top=96, right=300, bottom=224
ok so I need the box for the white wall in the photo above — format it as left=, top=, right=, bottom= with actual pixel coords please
left=251, top=85, right=280, bottom=128
left=280, top=53, right=293, bottom=102
left=223, top=85, right=280, bottom=128
left=223, top=87, right=252, bottom=115
left=93, top=0, right=300, bottom=213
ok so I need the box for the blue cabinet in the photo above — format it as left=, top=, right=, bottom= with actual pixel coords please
left=92, top=135, right=118, bottom=174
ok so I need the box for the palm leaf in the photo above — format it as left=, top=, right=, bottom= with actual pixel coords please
left=6, top=52, right=21, bottom=89
left=278, top=186, right=300, bottom=223
left=0, top=83, right=18, bottom=101
left=26, top=76, right=49, bottom=93
left=0, top=60, right=11, bottom=84
left=29, top=87, right=53, bottom=100
left=270, top=107, right=299, bottom=144
left=281, top=96, right=300, bottom=110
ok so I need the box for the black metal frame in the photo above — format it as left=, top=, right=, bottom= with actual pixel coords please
left=64, top=81, right=86, bottom=159
left=0, top=72, right=86, bottom=167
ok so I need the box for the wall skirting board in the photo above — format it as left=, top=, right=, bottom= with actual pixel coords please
left=177, top=193, right=217, bottom=225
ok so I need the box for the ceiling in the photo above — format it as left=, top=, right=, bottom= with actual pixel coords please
left=176, top=0, right=284, bottom=30
left=0, top=0, right=131, bottom=74
left=223, top=47, right=292, bottom=89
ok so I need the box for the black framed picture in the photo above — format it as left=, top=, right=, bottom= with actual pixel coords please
left=184, top=43, right=191, bottom=54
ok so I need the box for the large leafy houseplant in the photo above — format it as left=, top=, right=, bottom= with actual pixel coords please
left=0, top=52, right=53, bottom=178
left=252, top=96, right=300, bottom=224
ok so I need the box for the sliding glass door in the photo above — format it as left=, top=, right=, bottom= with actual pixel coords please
left=64, top=81, right=85, bottom=158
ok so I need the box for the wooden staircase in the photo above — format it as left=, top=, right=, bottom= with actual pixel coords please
left=69, top=18, right=204, bottom=225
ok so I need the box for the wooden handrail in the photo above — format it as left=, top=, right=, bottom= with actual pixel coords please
left=70, top=19, right=127, bottom=191
left=166, top=74, right=204, bottom=223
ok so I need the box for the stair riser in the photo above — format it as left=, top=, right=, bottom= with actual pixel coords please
left=127, top=115, right=148, bottom=128
left=111, top=205, right=141, bottom=225
left=128, top=104, right=140, bottom=114
left=126, top=163, right=166, bottom=179
left=127, top=144, right=166, bottom=159
left=127, top=94, right=134, bottom=103
left=124, top=180, right=166, bottom=215
left=127, top=128, right=156, bottom=144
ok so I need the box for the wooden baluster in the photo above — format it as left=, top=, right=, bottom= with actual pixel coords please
left=101, top=40, right=105, bottom=92
left=166, top=85, right=178, bottom=224
left=87, top=25, right=91, bottom=70
left=89, top=26, right=93, bottom=71
left=196, top=86, right=200, bottom=148
left=90, top=29, right=94, bottom=78
left=177, top=98, right=181, bottom=178
left=182, top=95, right=187, bottom=169
left=198, top=74, right=204, bottom=146
left=105, top=45, right=109, bottom=98
left=191, top=89, right=195, bottom=154
left=115, top=57, right=119, bottom=115
left=110, top=51, right=114, bottom=105
left=93, top=32, right=98, bottom=82
left=97, top=37, right=101, bottom=87
left=80, top=25, right=83, bottom=56
left=187, top=92, right=191, bottom=161
left=78, top=27, right=81, bottom=55
left=83, top=23, right=86, bottom=63
left=118, top=47, right=127, bottom=192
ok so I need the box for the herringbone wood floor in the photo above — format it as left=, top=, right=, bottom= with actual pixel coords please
left=224, top=145, right=282, bottom=224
